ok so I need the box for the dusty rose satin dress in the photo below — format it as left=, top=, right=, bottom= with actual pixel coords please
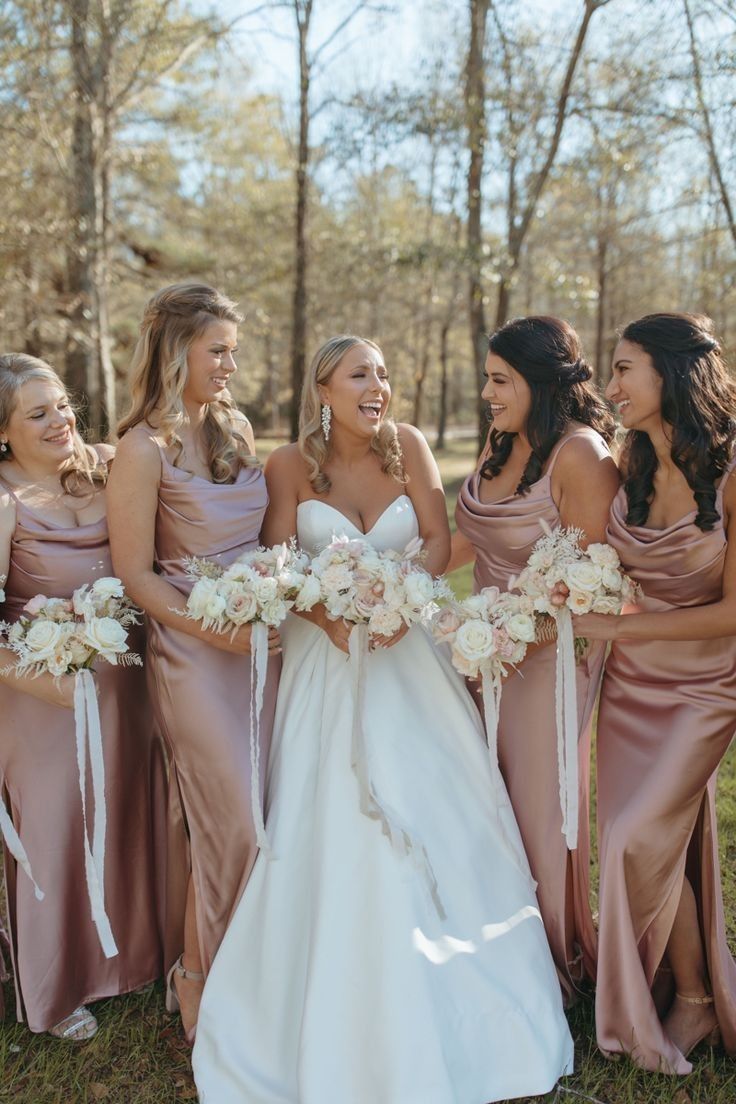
left=137, top=428, right=278, bottom=976
left=595, top=474, right=736, bottom=1073
left=456, top=428, right=606, bottom=999
left=0, top=477, right=165, bottom=1032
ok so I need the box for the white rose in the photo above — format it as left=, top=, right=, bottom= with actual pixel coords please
left=259, top=599, right=289, bottom=627
left=450, top=647, right=480, bottom=678
left=48, top=648, right=74, bottom=677
left=592, top=594, right=622, bottom=615
left=90, top=577, right=124, bottom=600
left=294, top=574, right=322, bottom=611
left=601, top=566, right=623, bottom=591
left=454, top=619, right=496, bottom=665
left=82, top=616, right=128, bottom=660
left=403, top=571, right=435, bottom=609
left=505, top=612, right=537, bottom=644
left=460, top=594, right=490, bottom=619
left=224, top=590, right=258, bottom=624
left=564, top=562, right=603, bottom=593
left=567, top=589, right=594, bottom=614
left=187, top=578, right=220, bottom=620
left=368, top=605, right=404, bottom=637
left=24, top=619, right=64, bottom=659
left=204, top=593, right=227, bottom=621
left=586, top=543, right=620, bottom=569
left=254, top=577, right=278, bottom=604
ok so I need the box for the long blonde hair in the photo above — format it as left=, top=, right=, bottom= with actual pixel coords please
left=0, top=353, right=107, bottom=494
left=117, top=282, right=257, bottom=482
left=299, top=335, right=405, bottom=493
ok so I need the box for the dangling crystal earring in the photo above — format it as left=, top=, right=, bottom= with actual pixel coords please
left=0, top=441, right=7, bottom=453
left=321, top=404, right=331, bottom=442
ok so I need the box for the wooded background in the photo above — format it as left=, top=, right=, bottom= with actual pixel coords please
left=1, top=0, right=734, bottom=442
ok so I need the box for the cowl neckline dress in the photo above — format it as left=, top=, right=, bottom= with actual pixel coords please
left=0, top=470, right=166, bottom=1032
left=595, top=470, right=736, bottom=1073
left=134, top=425, right=279, bottom=977
left=455, top=427, right=607, bottom=999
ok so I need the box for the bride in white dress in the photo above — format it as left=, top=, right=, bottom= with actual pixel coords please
left=193, top=335, right=573, bottom=1103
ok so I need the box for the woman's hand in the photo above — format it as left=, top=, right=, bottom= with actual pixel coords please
left=199, top=622, right=282, bottom=656
left=370, top=622, right=410, bottom=650
left=572, top=612, right=621, bottom=641
left=320, top=614, right=353, bottom=654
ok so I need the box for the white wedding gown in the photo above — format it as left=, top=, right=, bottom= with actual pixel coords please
left=193, top=495, right=574, bottom=1104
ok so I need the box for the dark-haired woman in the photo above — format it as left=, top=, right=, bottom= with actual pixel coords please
left=573, top=312, right=736, bottom=1074
left=453, top=316, right=620, bottom=1001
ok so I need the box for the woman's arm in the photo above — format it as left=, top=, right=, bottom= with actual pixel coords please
left=447, top=529, right=475, bottom=574
left=398, top=424, right=451, bottom=577
left=262, top=446, right=352, bottom=654
left=575, top=471, right=736, bottom=642
left=106, top=430, right=273, bottom=655
left=552, top=434, right=621, bottom=546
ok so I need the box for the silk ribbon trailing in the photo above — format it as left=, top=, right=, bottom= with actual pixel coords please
left=0, top=794, right=44, bottom=901
left=480, top=668, right=537, bottom=884
left=554, top=607, right=579, bottom=850
left=348, top=624, right=446, bottom=920
left=249, top=620, right=270, bottom=854
left=74, top=669, right=118, bottom=958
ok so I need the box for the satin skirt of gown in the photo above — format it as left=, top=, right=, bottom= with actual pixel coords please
left=595, top=478, right=736, bottom=1074
left=133, top=427, right=279, bottom=976
left=193, top=495, right=573, bottom=1104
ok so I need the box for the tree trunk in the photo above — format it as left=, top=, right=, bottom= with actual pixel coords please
left=66, top=0, right=97, bottom=422
left=465, top=0, right=490, bottom=450
left=436, top=317, right=450, bottom=451
left=289, top=1, right=313, bottom=442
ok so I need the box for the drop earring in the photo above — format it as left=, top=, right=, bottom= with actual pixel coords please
left=0, top=441, right=7, bottom=453
left=321, top=405, right=331, bottom=442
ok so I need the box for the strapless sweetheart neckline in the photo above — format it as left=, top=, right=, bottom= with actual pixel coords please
left=297, top=494, right=412, bottom=538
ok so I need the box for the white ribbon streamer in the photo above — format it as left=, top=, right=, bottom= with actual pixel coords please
left=0, top=795, right=44, bottom=900
left=348, top=624, right=445, bottom=919
left=554, top=607, right=579, bottom=850
left=249, top=621, right=270, bottom=854
left=73, top=669, right=118, bottom=958
left=480, top=668, right=536, bottom=884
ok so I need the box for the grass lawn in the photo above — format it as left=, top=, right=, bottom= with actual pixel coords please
left=1, top=437, right=734, bottom=1103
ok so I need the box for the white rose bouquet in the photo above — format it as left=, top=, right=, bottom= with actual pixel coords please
left=176, top=541, right=317, bottom=855
left=431, top=586, right=535, bottom=681
left=308, top=534, right=445, bottom=639
left=511, top=523, right=638, bottom=850
left=0, top=576, right=142, bottom=960
left=1, top=577, right=141, bottom=679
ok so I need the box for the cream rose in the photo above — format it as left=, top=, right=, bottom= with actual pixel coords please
left=259, top=599, right=289, bottom=627
left=564, top=562, right=603, bottom=593
left=187, top=578, right=220, bottom=620
left=82, top=616, right=128, bottom=660
left=294, top=574, right=321, bottom=611
left=432, top=605, right=462, bottom=642
left=567, top=589, right=594, bottom=614
left=454, top=619, right=496, bottom=666
left=592, top=594, right=622, bottom=615
left=368, top=605, right=403, bottom=637
left=586, top=543, right=620, bottom=569
left=403, top=571, right=435, bottom=609
left=505, top=612, right=536, bottom=644
left=24, top=619, right=64, bottom=659
left=601, top=566, right=623, bottom=591
left=225, top=591, right=258, bottom=624
left=90, top=577, right=124, bottom=600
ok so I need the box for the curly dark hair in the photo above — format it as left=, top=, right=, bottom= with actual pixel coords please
left=480, top=316, right=615, bottom=494
left=618, top=312, right=736, bottom=531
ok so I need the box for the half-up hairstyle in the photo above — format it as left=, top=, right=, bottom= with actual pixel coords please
left=117, top=282, right=257, bottom=482
left=0, top=353, right=107, bottom=494
left=299, top=335, right=406, bottom=494
left=481, top=316, right=615, bottom=493
left=619, top=312, right=736, bottom=531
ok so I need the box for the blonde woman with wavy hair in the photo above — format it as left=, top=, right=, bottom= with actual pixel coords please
left=0, top=353, right=165, bottom=1041
left=193, top=335, right=574, bottom=1104
left=107, top=282, right=280, bottom=1044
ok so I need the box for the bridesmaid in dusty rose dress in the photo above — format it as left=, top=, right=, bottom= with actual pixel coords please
left=107, top=283, right=280, bottom=1043
left=452, top=316, right=619, bottom=1001
left=0, top=354, right=165, bottom=1039
left=574, top=312, right=736, bottom=1074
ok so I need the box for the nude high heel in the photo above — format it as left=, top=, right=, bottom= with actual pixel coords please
left=665, top=992, right=721, bottom=1058
left=165, top=954, right=204, bottom=1045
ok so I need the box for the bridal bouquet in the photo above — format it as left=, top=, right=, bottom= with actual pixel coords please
left=309, top=534, right=445, bottom=638
left=431, top=586, right=535, bottom=681
left=0, top=576, right=142, bottom=959
left=176, top=542, right=318, bottom=854
left=511, top=524, right=637, bottom=849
